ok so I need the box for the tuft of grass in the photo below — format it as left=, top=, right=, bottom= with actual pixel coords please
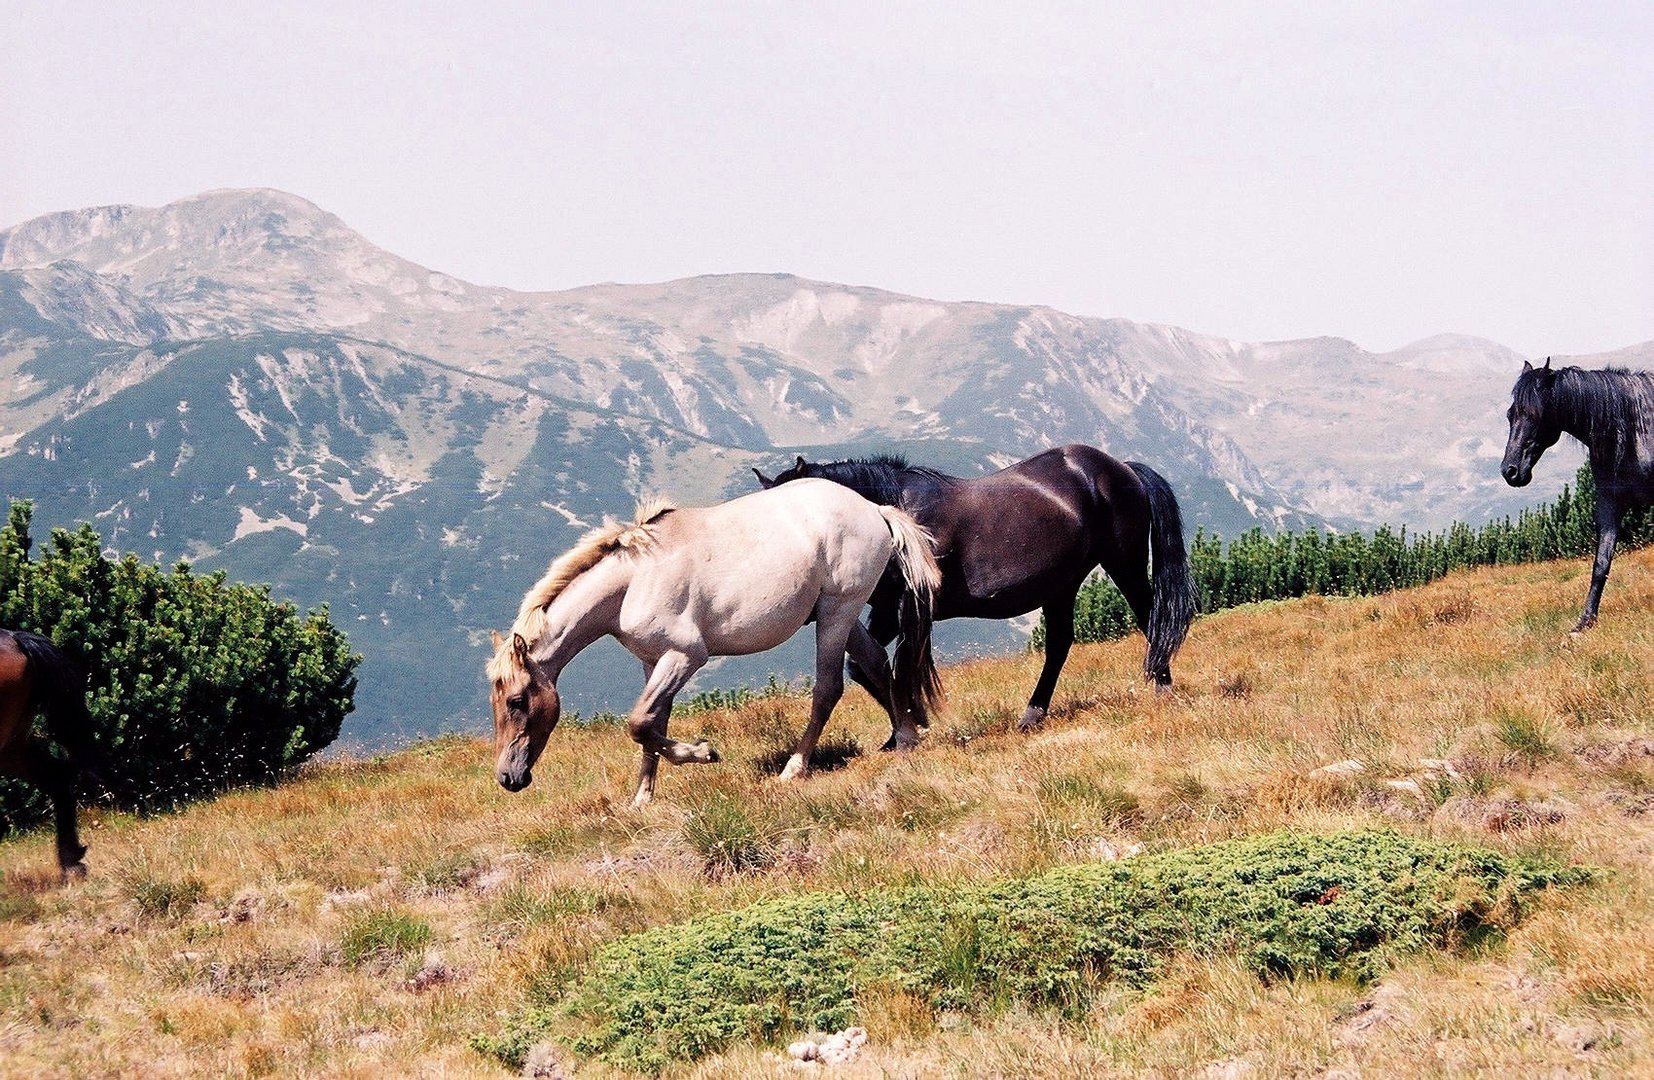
left=407, top=850, right=487, bottom=894
left=1035, top=772, right=1142, bottom=824
left=1493, top=707, right=1559, bottom=766
left=681, top=791, right=783, bottom=876
left=128, top=872, right=208, bottom=921
left=338, top=907, right=433, bottom=969
left=508, top=830, right=1587, bottom=1073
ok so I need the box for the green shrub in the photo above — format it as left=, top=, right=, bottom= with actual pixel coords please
left=486, top=829, right=1587, bottom=1073
left=0, top=500, right=359, bottom=831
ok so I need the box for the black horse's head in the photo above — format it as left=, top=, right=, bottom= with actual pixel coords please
left=752, top=455, right=817, bottom=489
left=1502, top=359, right=1562, bottom=488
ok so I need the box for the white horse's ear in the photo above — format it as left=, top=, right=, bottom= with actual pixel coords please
left=490, top=630, right=505, bottom=650
left=512, top=633, right=531, bottom=666
left=753, top=467, right=774, bottom=489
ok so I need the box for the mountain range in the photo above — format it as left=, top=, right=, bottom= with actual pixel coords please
left=2, top=188, right=1646, bottom=743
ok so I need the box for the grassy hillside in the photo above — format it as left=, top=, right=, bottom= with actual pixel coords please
left=4, top=550, right=1654, bottom=1076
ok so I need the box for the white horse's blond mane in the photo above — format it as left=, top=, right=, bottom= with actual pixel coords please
left=488, top=498, right=674, bottom=682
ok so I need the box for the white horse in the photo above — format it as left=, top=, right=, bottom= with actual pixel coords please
left=488, top=478, right=942, bottom=807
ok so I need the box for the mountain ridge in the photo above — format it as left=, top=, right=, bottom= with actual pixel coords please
left=3, top=187, right=1647, bottom=741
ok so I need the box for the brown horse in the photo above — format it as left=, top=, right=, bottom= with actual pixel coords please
left=757, top=445, right=1196, bottom=740
left=0, top=628, right=105, bottom=881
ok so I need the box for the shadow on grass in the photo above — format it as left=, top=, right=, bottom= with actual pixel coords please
left=750, top=734, right=863, bottom=777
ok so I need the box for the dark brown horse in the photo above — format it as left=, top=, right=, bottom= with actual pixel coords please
left=0, top=628, right=105, bottom=881
left=756, top=444, right=1196, bottom=743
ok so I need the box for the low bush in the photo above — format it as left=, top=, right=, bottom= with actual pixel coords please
left=0, top=500, right=359, bottom=830
left=482, top=829, right=1587, bottom=1073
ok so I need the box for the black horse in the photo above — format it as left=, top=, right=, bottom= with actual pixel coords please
left=755, top=444, right=1197, bottom=742
left=0, top=628, right=110, bottom=881
left=1503, top=358, right=1654, bottom=632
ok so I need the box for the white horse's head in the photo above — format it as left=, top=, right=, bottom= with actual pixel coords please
left=488, top=631, right=561, bottom=791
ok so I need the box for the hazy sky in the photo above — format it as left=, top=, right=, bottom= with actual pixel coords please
left=4, top=2, right=1649, bottom=356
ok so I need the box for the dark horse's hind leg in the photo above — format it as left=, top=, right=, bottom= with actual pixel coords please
left=1105, top=551, right=1173, bottom=690
left=4, top=739, right=87, bottom=881
left=845, top=601, right=922, bottom=751
left=1020, top=588, right=1079, bottom=731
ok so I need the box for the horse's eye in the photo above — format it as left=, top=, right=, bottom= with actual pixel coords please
left=508, top=694, right=528, bottom=712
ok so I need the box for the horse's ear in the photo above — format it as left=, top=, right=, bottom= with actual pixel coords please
left=490, top=630, right=505, bottom=650
left=1522, top=360, right=1534, bottom=373
left=795, top=455, right=807, bottom=469
left=512, top=633, right=531, bottom=667
left=753, top=467, right=774, bottom=489
left=1543, top=356, right=1553, bottom=370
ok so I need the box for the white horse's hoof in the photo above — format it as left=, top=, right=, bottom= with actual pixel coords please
left=1017, top=706, right=1047, bottom=732
left=779, top=754, right=807, bottom=782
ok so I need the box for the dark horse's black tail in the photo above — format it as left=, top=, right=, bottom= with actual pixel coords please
left=12, top=631, right=116, bottom=795
left=1125, top=463, right=1197, bottom=684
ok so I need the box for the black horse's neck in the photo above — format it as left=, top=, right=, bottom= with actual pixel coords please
left=1541, top=367, right=1654, bottom=467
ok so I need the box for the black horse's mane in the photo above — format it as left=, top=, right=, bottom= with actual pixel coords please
left=810, top=454, right=958, bottom=505
left=1518, top=364, right=1654, bottom=467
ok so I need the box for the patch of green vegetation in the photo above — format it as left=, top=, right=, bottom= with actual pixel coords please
left=338, top=907, right=433, bottom=968
left=129, top=874, right=208, bottom=921
left=480, top=829, right=1589, bottom=1073
left=673, top=674, right=807, bottom=718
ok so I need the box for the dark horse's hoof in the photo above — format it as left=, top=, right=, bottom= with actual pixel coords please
left=59, top=861, right=88, bottom=885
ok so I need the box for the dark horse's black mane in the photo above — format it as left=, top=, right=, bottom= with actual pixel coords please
left=1516, top=364, right=1654, bottom=468
left=810, top=454, right=959, bottom=506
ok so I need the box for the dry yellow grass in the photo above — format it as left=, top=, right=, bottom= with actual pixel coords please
left=5, top=549, right=1654, bottom=1076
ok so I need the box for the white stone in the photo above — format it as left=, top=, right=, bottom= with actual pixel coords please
left=1309, top=759, right=1367, bottom=780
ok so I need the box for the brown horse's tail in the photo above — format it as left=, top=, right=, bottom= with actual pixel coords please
left=11, top=630, right=118, bottom=796
left=878, top=506, right=943, bottom=726
left=1125, top=463, right=1197, bottom=685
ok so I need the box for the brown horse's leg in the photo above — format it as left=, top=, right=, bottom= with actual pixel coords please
left=781, top=597, right=856, bottom=781
left=22, top=739, right=87, bottom=881
left=1021, top=588, right=1079, bottom=731
left=850, top=601, right=917, bottom=751
left=843, top=621, right=908, bottom=750
left=625, top=649, right=717, bottom=807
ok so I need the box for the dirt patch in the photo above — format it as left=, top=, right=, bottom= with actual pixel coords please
left=1441, top=795, right=1572, bottom=832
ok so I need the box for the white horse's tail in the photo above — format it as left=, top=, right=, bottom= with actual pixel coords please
left=878, top=506, right=943, bottom=725
left=878, top=506, right=940, bottom=602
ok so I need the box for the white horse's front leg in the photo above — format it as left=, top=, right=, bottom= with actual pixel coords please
left=625, top=647, right=715, bottom=806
